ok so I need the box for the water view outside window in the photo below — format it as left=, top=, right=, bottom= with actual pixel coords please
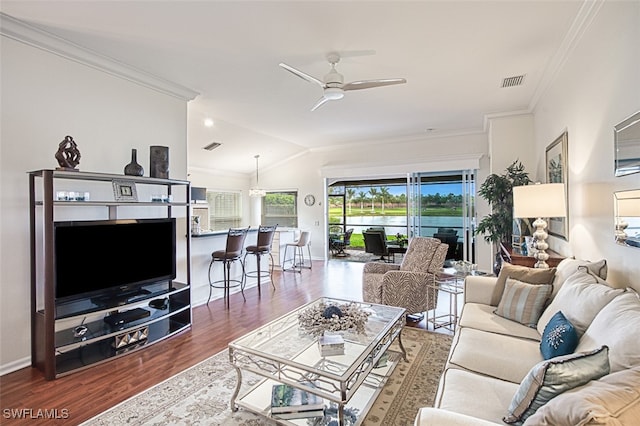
left=329, top=178, right=467, bottom=250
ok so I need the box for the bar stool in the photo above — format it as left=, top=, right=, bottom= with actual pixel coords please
left=282, top=231, right=312, bottom=273
left=243, top=224, right=277, bottom=295
left=208, top=227, right=249, bottom=307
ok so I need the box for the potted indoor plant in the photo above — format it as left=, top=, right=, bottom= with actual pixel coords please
left=475, top=160, right=532, bottom=273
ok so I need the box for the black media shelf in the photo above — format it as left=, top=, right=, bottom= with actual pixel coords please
left=55, top=317, right=190, bottom=376
left=29, top=169, right=192, bottom=380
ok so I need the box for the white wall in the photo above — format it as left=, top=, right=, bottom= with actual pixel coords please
left=532, top=0, right=640, bottom=289
left=0, top=37, right=189, bottom=373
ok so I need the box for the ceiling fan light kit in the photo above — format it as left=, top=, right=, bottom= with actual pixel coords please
left=279, top=52, right=406, bottom=111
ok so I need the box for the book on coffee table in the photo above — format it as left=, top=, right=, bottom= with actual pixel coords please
left=271, top=383, right=324, bottom=415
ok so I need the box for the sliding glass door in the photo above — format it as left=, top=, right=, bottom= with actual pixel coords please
left=407, top=171, right=476, bottom=262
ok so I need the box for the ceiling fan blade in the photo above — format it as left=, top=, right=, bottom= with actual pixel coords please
left=342, top=78, right=407, bottom=91
left=279, top=63, right=324, bottom=87
left=310, top=97, right=330, bottom=112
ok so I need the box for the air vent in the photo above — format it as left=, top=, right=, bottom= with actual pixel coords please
left=203, top=141, right=222, bottom=151
left=501, top=75, right=526, bottom=88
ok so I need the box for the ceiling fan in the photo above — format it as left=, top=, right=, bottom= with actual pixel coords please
left=279, top=52, right=407, bottom=111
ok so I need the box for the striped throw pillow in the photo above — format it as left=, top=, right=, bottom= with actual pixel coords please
left=495, top=278, right=552, bottom=328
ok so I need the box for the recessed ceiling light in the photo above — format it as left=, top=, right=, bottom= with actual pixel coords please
left=203, top=118, right=214, bottom=127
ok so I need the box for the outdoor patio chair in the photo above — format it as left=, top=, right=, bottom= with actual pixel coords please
left=363, top=229, right=390, bottom=261
left=362, top=236, right=448, bottom=316
left=331, top=228, right=353, bottom=257
left=434, top=232, right=459, bottom=260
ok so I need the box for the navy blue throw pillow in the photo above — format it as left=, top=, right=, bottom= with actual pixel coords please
left=540, top=311, right=578, bottom=360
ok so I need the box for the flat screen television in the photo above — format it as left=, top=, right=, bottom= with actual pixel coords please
left=54, top=218, right=176, bottom=304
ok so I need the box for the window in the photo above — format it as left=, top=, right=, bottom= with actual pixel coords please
left=206, top=190, right=242, bottom=231
left=262, top=191, right=298, bottom=227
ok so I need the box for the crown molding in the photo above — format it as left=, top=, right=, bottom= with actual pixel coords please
left=528, top=0, right=604, bottom=110
left=0, top=12, right=199, bottom=101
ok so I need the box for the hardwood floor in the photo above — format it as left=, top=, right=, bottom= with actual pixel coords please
left=0, top=260, right=446, bottom=425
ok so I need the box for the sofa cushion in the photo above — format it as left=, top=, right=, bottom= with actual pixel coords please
left=448, top=327, right=542, bottom=383
left=540, top=311, right=578, bottom=360
left=435, top=367, right=520, bottom=423
left=495, top=278, right=552, bottom=328
left=552, top=258, right=608, bottom=295
left=415, top=407, right=502, bottom=426
left=459, top=303, right=541, bottom=341
left=576, top=290, right=640, bottom=373
left=536, top=268, right=624, bottom=337
left=522, top=366, right=640, bottom=426
left=503, top=346, right=610, bottom=425
left=491, top=262, right=556, bottom=306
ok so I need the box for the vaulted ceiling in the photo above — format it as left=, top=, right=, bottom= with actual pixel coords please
left=1, top=1, right=588, bottom=174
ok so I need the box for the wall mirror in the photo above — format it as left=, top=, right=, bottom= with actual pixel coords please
left=614, top=111, right=640, bottom=177
left=614, top=189, right=640, bottom=248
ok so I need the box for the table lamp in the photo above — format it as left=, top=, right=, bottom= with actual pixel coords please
left=513, top=183, right=566, bottom=268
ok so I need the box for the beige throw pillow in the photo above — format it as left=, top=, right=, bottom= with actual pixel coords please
left=536, top=268, right=625, bottom=336
left=491, top=262, right=557, bottom=306
left=576, top=290, right=640, bottom=373
left=551, top=258, right=608, bottom=296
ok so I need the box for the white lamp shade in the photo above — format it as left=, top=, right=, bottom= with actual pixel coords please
left=513, top=183, right=566, bottom=218
left=617, top=198, right=640, bottom=217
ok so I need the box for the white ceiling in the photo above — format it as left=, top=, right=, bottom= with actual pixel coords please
left=1, top=1, right=587, bottom=175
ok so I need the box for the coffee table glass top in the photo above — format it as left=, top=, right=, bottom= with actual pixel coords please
left=230, top=297, right=405, bottom=379
left=229, top=297, right=406, bottom=424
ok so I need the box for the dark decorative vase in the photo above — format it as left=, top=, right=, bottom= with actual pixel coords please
left=493, top=251, right=503, bottom=275
left=124, top=148, right=144, bottom=176
left=150, top=146, right=169, bottom=179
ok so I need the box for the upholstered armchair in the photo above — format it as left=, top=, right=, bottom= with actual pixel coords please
left=362, top=236, right=448, bottom=315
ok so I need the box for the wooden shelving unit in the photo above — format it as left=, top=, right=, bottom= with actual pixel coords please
left=29, top=169, right=192, bottom=380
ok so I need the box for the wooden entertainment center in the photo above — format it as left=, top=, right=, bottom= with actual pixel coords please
left=29, top=169, right=192, bottom=380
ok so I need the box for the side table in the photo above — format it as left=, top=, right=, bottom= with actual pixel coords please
left=387, top=245, right=407, bottom=263
left=428, top=271, right=465, bottom=332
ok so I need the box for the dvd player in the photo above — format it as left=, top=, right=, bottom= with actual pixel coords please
left=104, top=308, right=150, bottom=326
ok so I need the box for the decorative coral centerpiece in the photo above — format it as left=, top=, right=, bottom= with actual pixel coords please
left=298, top=302, right=370, bottom=337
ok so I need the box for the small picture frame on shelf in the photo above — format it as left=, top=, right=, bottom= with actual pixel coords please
left=112, top=179, right=138, bottom=202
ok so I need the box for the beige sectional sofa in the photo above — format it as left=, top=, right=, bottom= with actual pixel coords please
left=415, top=258, right=640, bottom=425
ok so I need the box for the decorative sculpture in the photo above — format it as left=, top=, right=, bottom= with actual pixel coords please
left=54, top=135, right=81, bottom=170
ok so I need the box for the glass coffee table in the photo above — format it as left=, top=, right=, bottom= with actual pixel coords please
left=228, top=297, right=407, bottom=425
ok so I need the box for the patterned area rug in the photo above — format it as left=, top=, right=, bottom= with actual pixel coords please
left=82, top=328, right=452, bottom=426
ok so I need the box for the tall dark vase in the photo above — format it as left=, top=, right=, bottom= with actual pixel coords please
left=124, top=148, right=144, bottom=176
left=493, top=250, right=503, bottom=275
left=150, top=146, right=169, bottom=179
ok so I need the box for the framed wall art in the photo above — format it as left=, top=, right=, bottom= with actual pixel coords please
left=545, top=131, right=569, bottom=240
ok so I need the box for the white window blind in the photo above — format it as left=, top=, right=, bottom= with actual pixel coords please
left=206, top=190, right=242, bottom=231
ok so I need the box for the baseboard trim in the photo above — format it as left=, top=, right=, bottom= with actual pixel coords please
left=0, top=356, right=31, bottom=377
